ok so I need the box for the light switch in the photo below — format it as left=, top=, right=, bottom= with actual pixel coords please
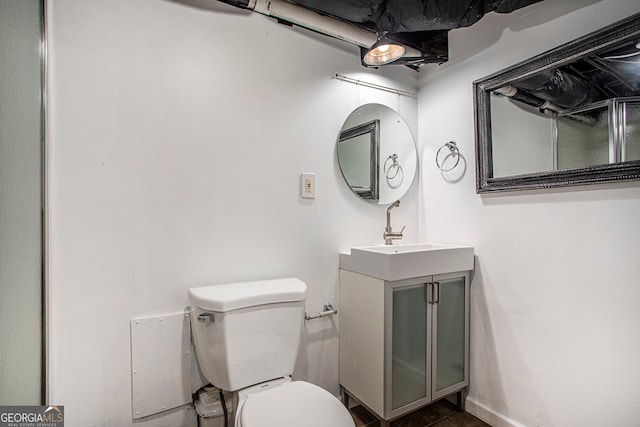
left=301, top=173, right=316, bottom=199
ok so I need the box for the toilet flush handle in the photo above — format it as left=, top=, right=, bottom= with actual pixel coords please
left=197, top=312, right=215, bottom=324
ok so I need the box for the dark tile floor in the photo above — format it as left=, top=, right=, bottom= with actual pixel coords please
left=350, top=399, right=491, bottom=427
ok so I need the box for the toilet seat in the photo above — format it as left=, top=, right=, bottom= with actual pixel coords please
left=237, top=380, right=354, bottom=427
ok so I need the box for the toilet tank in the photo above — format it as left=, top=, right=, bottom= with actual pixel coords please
left=188, top=278, right=307, bottom=391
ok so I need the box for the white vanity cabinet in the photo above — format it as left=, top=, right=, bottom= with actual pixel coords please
left=339, top=269, right=469, bottom=424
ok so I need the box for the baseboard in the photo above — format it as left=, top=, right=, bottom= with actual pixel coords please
left=465, top=397, right=527, bottom=427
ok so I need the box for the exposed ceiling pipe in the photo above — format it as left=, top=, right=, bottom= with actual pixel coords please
left=217, top=0, right=423, bottom=58
left=494, top=85, right=561, bottom=112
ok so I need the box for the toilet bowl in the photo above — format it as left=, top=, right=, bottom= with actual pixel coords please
left=188, top=278, right=355, bottom=427
left=235, top=378, right=353, bottom=427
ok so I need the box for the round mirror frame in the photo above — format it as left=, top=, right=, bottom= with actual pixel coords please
left=337, top=104, right=418, bottom=205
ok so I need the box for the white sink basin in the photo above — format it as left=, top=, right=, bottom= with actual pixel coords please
left=339, top=243, right=474, bottom=281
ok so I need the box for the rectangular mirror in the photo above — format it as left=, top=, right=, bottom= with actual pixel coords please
left=338, top=119, right=380, bottom=200
left=474, top=13, right=640, bottom=193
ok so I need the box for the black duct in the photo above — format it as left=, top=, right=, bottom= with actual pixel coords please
left=290, top=0, right=542, bottom=32
left=512, top=69, right=596, bottom=109
left=215, top=0, right=543, bottom=68
left=289, top=0, right=541, bottom=68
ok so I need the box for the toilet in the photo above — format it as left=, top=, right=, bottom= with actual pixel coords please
left=188, top=278, right=355, bottom=427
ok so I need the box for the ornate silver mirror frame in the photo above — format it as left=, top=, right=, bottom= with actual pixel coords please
left=474, top=13, right=640, bottom=193
left=338, top=119, right=380, bottom=200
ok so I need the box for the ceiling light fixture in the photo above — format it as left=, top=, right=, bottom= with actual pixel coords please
left=363, top=33, right=406, bottom=66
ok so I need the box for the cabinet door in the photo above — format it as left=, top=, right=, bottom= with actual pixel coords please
left=431, top=273, right=469, bottom=400
left=389, top=283, right=430, bottom=415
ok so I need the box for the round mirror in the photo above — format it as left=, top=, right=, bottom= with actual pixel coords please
left=337, top=104, right=417, bottom=205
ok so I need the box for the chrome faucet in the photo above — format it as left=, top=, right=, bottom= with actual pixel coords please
left=383, top=200, right=405, bottom=245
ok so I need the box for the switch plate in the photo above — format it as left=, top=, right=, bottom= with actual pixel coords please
left=301, top=173, right=316, bottom=199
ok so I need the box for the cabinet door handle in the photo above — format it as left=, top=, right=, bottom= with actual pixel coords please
left=425, top=282, right=437, bottom=304
left=434, top=281, right=441, bottom=304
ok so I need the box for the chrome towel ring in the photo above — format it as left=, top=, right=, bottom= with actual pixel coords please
left=384, top=153, right=402, bottom=179
left=436, top=141, right=460, bottom=172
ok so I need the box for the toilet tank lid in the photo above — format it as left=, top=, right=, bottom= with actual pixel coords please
left=188, top=278, right=307, bottom=312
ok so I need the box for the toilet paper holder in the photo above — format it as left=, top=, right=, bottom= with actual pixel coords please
left=304, top=303, right=338, bottom=320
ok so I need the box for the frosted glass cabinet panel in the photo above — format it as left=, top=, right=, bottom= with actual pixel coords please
left=433, top=277, right=467, bottom=398
left=392, top=284, right=428, bottom=410
left=339, top=269, right=470, bottom=423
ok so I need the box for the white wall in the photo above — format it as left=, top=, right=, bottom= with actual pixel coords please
left=47, top=0, right=419, bottom=425
left=491, top=96, right=553, bottom=177
left=418, top=1, right=640, bottom=426
left=50, top=1, right=640, bottom=426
